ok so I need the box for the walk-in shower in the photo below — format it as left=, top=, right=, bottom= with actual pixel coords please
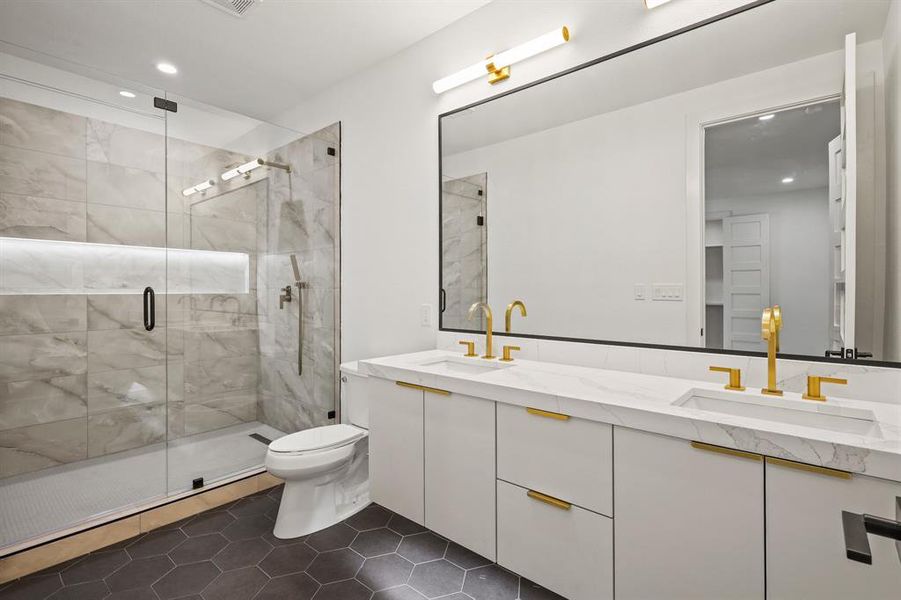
left=0, top=51, right=340, bottom=553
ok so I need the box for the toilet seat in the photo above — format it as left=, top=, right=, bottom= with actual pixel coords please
left=268, top=424, right=366, bottom=455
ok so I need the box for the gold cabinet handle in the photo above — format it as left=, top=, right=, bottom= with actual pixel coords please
left=525, top=407, right=569, bottom=421
left=458, top=340, right=477, bottom=357
left=803, top=376, right=848, bottom=402
left=690, top=441, right=762, bottom=462
left=396, top=381, right=450, bottom=396
left=527, top=489, right=571, bottom=510
left=709, top=365, right=745, bottom=391
left=500, top=345, right=520, bottom=362
left=765, top=456, right=851, bottom=479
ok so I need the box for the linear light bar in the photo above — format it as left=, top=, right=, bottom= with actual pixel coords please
left=432, top=26, right=570, bottom=94
left=181, top=179, right=215, bottom=196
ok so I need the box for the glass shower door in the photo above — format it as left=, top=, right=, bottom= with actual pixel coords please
left=0, top=68, right=169, bottom=550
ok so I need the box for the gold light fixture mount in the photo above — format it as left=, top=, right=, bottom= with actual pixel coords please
left=485, top=55, right=510, bottom=85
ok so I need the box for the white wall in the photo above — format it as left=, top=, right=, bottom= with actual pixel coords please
left=708, top=189, right=832, bottom=356
left=273, top=0, right=752, bottom=362
left=885, top=0, right=901, bottom=360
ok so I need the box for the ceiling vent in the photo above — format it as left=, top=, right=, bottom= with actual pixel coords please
left=199, top=0, right=258, bottom=18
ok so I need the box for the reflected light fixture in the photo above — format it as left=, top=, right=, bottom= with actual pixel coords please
left=182, top=179, right=215, bottom=197
left=221, top=158, right=291, bottom=181
left=119, top=90, right=136, bottom=98
left=759, top=114, right=776, bottom=121
left=156, top=62, right=178, bottom=75
left=645, top=0, right=674, bottom=8
left=432, top=26, right=570, bottom=94
left=782, top=177, right=795, bottom=184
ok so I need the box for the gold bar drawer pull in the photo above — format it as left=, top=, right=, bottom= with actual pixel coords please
left=395, top=381, right=450, bottom=396
left=526, top=489, right=572, bottom=510
left=690, top=441, right=762, bottom=462
left=525, top=407, right=570, bottom=421
left=765, top=456, right=851, bottom=480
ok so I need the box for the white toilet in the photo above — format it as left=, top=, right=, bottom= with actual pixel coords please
left=265, top=365, right=370, bottom=539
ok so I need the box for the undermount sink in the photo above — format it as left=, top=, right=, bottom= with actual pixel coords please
left=418, top=356, right=514, bottom=375
left=673, top=389, right=881, bottom=438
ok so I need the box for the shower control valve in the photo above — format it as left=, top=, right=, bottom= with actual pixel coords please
left=279, top=285, right=293, bottom=309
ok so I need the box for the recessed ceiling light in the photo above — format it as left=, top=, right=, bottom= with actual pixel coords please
left=782, top=177, right=795, bottom=184
left=759, top=114, right=776, bottom=121
left=156, top=62, right=178, bottom=75
left=119, top=90, right=136, bottom=98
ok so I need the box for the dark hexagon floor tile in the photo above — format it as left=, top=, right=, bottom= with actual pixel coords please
left=350, top=527, right=401, bottom=557
left=257, top=542, right=316, bottom=577
left=105, top=555, right=174, bottom=592
left=306, top=522, right=357, bottom=552
left=356, top=553, right=414, bottom=591
left=255, top=572, right=320, bottom=600
left=104, top=587, right=158, bottom=600
left=345, top=503, right=392, bottom=531
left=397, top=532, right=448, bottom=564
left=222, top=513, right=273, bottom=541
left=202, top=566, right=268, bottom=600
left=519, top=578, right=566, bottom=600
left=45, top=580, right=108, bottom=600
left=213, top=537, right=273, bottom=571
left=126, top=529, right=187, bottom=559
left=167, top=533, right=228, bottom=565
left=266, top=485, right=284, bottom=501
left=151, top=561, right=219, bottom=599
left=408, top=559, right=464, bottom=599
left=306, top=548, right=364, bottom=584
left=182, top=510, right=235, bottom=537
left=60, top=549, right=129, bottom=584
left=387, top=514, right=427, bottom=536
left=312, top=578, right=372, bottom=600
left=0, top=574, right=62, bottom=600
left=371, top=586, right=428, bottom=600
left=262, top=529, right=307, bottom=547
left=228, top=494, right=278, bottom=519
left=463, top=565, right=519, bottom=600
left=444, top=543, right=492, bottom=570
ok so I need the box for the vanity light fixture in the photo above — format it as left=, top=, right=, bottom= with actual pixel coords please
left=182, top=179, right=215, bottom=197
left=781, top=177, right=795, bottom=184
left=759, top=113, right=776, bottom=121
left=644, top=0, right=674, bottom=8
left=119, top=90, right=136, bottom=98
left=432, top=26, right=570, bottom=94
left=156, top=62, right=178, bottom=75
left=221, top=158, right=291, bottom=181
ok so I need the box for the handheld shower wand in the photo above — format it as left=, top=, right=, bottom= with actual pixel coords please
left=290, top=254, right=305, bottom=376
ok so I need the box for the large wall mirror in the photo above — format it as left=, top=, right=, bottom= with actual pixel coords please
left=439, top=0, right=901, bottom=364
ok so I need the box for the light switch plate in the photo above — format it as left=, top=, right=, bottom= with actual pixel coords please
left=652, top=284, right=683, bottom=301
left=634, top=284, right=648, bottom=300
left=420, top=304, right=432, bottom=327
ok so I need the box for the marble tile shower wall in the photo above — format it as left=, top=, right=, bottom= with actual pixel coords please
left=255, top=123, right=340, bottom=434
left=442, top=174, right=487, bottom=330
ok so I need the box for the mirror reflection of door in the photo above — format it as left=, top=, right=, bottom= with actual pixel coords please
left=441, top=173, right=488, bottom=329
left=703, top=100, right=841, bottom=355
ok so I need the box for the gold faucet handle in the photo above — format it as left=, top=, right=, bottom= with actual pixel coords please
left=803, top=376, right=847, bottom=401
left=709, top=366, right=745, bottom=391
left=500, top=345, right=521, bottom=362
left=458, top=340, right=477, bottom=357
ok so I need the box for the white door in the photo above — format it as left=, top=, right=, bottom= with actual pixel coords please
left=829, top=32, right=857, bottom=357
left=722, top=214, right=770, bottom=351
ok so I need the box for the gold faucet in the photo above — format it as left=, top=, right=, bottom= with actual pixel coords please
left=761, top=305, right=784, bottom=396
left=803, top=375, right=847, bottom=401
left=505, top=300, right=527, bottom=333
left=468, top=302, right=496, bottom=359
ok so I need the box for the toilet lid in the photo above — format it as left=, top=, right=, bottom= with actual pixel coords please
left=269, top=424, right=366, bottom=454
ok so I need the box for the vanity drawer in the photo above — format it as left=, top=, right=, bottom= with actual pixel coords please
left=497, top=402, right=612, bottom=516
left=497, top=479, right=613, bottom=600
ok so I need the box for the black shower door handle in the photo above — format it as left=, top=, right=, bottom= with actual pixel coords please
left=143, top=286, right=155, bottom=331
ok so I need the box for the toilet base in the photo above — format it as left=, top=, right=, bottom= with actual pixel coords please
left=273, top=477, right=369, bottom=539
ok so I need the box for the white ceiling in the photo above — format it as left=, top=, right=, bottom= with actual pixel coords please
left=0, top=0, right=490, bottom=120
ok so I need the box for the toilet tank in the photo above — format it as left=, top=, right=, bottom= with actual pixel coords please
left=340, top=362, right=369, bottom=429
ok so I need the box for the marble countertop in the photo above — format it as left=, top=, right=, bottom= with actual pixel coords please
left=350, top=349, right=901, bottom=482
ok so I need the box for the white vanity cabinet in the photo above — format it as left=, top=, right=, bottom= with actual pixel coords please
left=368, top=377, right=424, bottom=524
left=766, top=459, right=901, bottom=599
left=424, top=389, right=496, bottom=560
left=614, top=427, right=765, bottom=600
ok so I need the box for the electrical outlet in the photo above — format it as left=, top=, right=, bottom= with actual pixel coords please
left=652, top=284, right=683, bottom=301
left=420, top=304, right=432, bottom=327
left=634, top=284, right=648, bottom=300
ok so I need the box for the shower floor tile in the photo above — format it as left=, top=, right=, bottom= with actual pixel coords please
left=0, top=487, right=566, bottom=600
left=0, top=422, right=284, bottom=551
